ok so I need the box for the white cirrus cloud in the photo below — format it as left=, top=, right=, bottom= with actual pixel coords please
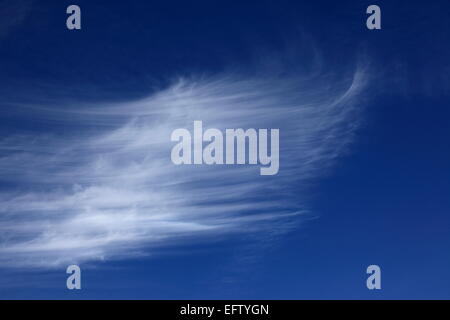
left=0, top=66, right=368, bottom=269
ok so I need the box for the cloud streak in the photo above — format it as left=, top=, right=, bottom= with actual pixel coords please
left=0, top=66, right=368, bottom=269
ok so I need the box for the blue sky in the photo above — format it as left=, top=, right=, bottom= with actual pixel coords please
left=0, top=0, right=449, bottom=299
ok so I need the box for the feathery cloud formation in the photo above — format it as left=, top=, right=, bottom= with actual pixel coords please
left=0, top=68, right=368, bottom=269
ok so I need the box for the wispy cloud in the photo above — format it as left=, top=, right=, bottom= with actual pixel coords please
left=0, top=66, right=368, bottom=269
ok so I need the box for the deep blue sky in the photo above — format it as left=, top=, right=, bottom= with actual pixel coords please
left=0, top=0, right=450, bottom=299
